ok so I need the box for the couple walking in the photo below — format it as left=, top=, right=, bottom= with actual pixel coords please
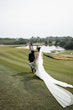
left=28, top=43, right=40, bottom=73
left=28, top=44, right=73, bottom=108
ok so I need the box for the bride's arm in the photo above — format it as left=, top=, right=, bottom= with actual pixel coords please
left=35, top=52, right=39, bottom=60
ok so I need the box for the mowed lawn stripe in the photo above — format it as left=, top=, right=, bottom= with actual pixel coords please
left=0, top=52, right=26, bottom=63
left=0, top=56, right=29, bottom=68
left=0, top=48, right=30, bottom=71
left=8, top=49, right=28, bottom=58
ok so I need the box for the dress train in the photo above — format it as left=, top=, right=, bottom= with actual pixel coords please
left=35, top=46, right=73, bottom=108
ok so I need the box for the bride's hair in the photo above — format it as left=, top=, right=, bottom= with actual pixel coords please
left=37, top=47, right=40, bottom=52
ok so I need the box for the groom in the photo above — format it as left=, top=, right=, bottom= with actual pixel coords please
left=28, top=43, right=35, bottom=73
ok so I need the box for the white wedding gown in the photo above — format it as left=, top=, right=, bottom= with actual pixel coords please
left=35, top=46, right=73, bottom=108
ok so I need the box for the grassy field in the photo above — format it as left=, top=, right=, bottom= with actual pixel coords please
left=0, top=45, right=73, bottom=110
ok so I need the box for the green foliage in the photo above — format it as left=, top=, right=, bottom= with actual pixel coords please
left=0, top=38, right=29, bottom=45
left=0, top=36, right=73, bottom=49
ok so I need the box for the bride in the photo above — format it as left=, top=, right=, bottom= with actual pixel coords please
left=35, top=46, right=73, bottom=108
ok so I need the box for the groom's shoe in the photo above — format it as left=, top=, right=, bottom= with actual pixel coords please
left=32, top=68, right=34, bottom=73
left=34, top=68, right=36, bottom=72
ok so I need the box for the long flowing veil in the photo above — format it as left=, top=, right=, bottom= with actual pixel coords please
left=35, top=46, right=73, bottom=108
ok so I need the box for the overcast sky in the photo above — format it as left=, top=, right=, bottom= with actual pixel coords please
left=0, top=0, right=73, bottom=38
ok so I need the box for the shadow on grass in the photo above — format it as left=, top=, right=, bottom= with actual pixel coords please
left=12, top=72, right=31, bottom=76
left=12, top=71, right=40, bottom=81
left=12, top=71, right=42, bottom=94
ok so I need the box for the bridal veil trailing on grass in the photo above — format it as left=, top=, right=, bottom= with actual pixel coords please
left=35, top=46, right=73, bottom=108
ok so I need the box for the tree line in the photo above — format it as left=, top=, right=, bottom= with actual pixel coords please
left=0, top=36, right=73, bottom=50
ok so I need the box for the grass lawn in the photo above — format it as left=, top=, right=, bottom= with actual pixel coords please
left=0, top=46, right=73, bottom=110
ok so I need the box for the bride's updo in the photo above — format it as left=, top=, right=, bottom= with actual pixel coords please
left=37, top=47, right=41, bottom=52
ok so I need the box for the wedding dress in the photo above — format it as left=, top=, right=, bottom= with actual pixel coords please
left=35, top=46, right=73, bottom=108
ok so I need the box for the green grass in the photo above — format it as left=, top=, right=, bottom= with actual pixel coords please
left=58, top=50, right=73, bottom=57
left=0, top=46, right=73, bottom=110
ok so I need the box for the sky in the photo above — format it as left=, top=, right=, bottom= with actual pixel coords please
left=0, top=0, right=73, bottom=38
